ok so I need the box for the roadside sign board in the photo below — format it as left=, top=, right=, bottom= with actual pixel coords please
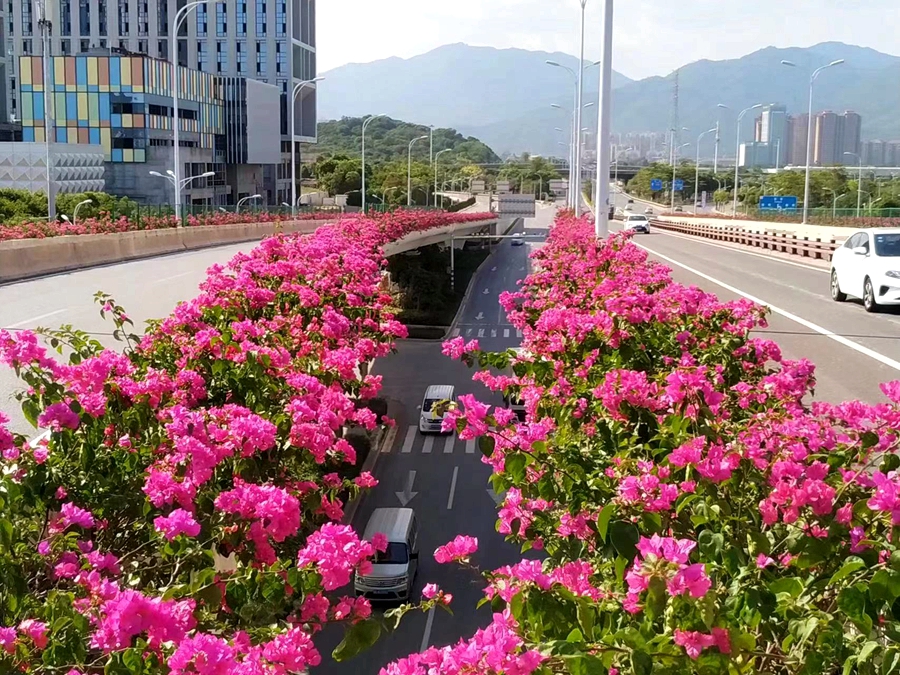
left=759, top=195, right=798, bottom=211
left=673, top=179, right=684, bottom=191
left=471, top=179, right=486, bottom=193
left=650, top=179, right=663, bottom=192
left=497, top=193, right=536, bottom=217
left=497, top=180, right=512, bottom=192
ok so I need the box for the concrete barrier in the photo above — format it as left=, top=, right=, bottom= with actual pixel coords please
left=0, top=219, right=333, bottom=284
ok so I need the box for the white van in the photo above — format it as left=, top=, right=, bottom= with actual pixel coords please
left=354, top=508, right=419, bottom=601
left=419, top=385, right=455, bottom=433
left=503, top=349, right=527, bottom=422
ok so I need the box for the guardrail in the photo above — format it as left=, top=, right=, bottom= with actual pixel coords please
left=650, top=219, right=846, bottom=262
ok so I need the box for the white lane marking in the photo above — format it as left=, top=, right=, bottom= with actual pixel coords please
left=491, top=266, right=497, bottom=271
left=152, top=270, right=194, bottom=285
left=491, top=329, right=497, bottom=337
left=466, top=329, right=472, bottom=336
left=443, top=435, right=455, bottom=454
left=8, top=308, right=68, bottom=328
left=477, top=329, right=485, bottom=337
left=516, top=329, right=523, bottom=338
left=520, top=266, right=526, bottom=272
left=380, top=423, right=399, bottom=454
left=420, top=606, right=436, bottom=651
left=422, top=436, right=434, bottom=454
left=638, top=243, right=900, bottom=373
left=466, top=439, right=476, bottom=454
left=451, top=328, right=460, bottom=337
left=401, top=426, right=417, bottom=454
left=447, top=466, right=459, bottom=509
left=504, top=329, right=510, bottom=338
left=651, top=227, right=830, bottom=274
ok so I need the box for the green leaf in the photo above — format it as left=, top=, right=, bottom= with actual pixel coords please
left=645, top=576, right=668, bottom=622
left=838, top=586, right=873, bottom=635
left=333, top=619, right=382, bottom=662
left=505, top=453, right=527, bottom=483
left=597, top=503, right=615, bottom=542
left=615, top=555, right=629, bottom=582
left=567, top=628, right=584, bottom=643
left=859, top=641, right=880, bottom=664
left=566, top=655, right=607, bottom=675
left=698, top=530, right=724, bottom=560
left=883, top=647, right=900, bottom=675
left=768, top=577, right=803, bottom=599
left=829, top=559, right=865, bottom=585
left=479, top=435, right=495, bottom=458
left=577, top=599, right=595, bottom=638
left=870, top=570, right=900, bottom=604
left=631, top=649, right=653, bottom=675
left=609, top=521, right=640, bottom=560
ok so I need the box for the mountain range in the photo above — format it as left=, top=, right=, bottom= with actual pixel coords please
left=319, top=42, right=900, bottom=158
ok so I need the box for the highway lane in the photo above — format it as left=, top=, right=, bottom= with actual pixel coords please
left=0, top=242, right=257, bottom=433
left=313, top=203, right=554, bottom=674
left=609, top=189, right=900, bottom=404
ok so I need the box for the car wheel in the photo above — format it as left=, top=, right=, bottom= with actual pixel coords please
left=830, top=269, right=846, bottom=302
left=863, top=277, right=879, bottom=313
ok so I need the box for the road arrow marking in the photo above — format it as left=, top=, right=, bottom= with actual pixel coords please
left=487, top=487, right=505, bottom=506
left=491, top=266, right=497, bottom=272
left=475, top=312, right=484, bottom=320
left=396, top=470, right=418, bottom=506
left=483, top=288, right=490, bottom=295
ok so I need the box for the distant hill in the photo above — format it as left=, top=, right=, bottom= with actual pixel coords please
left=319, top=41, right=900, bottom=158
left=305, top=116, right=500, bottom=165
left=318, top=43, right=632, bottom=130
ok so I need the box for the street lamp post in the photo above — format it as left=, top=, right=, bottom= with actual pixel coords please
left=576, top=0, right=588, bottom=216
left=844, top=151, right=863, bottom=217
left=360, top=113, right=387, bottom=215
left=61, top=198, right=94, bottom=228
left=290, top=77, right=325, bottom=217
left=781, top=58, right=845, bottom=224
left=35, top=0, right=55, bottom=220
left=408, top=135, right=428, bottom=206
left=714, top=103, right=728, bottom=175
left=170, top=0, right=213, bottom=222
left=732, top=103, right=764, bottom=218
left=593, top=0, right=614, bottom=237
left=150, top=170, right=215, bottom=217
left=694, top=128, right=716, bottom=214
left=237, top=194, right=262, bottom=213
left=383, top=185, right=403, bottom=207
left=434, top=149, right=452, bottom=207
left=672, top=142, right=690, bottom=210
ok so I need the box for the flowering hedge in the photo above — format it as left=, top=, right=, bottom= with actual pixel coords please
left=0, top=209, right=491, bottom=673
left=414, top=211, right=900, bottom=675
left=0, top=210, right=338, bottom=242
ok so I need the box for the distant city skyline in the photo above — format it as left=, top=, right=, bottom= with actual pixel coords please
left=318, top=1, right=900, bottom=79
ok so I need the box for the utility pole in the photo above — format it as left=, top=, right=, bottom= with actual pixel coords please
left=36, top=0, right=55, bottom=220
left=671, top=69, right=680, bottom=167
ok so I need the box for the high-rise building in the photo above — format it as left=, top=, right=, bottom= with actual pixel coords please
left=3, top=0, right=316, bottom=204
left=862, top=140, right=886, bottom=167
left=813, top=111, right=841, bottom=165
left=841, top=111, right=862, bottom=159
left=789, top=114, right=809, bottom=166
left=759, top=104, right=787, bottom=167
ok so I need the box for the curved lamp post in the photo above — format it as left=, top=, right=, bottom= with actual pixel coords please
left=290, top=77, right=325, bottom=217
left=434, top=148, right=452, bottom=207
left=150, top=170, right=215, bottom=217
left=781, top=58, right=844, bottom=224
left=732, top=104, right=763, bottom=218
left=61, top=198, right=93, bottom=227
left=360, top=113, right=386, bottom=214
left=407, top=135, right=428, bottom=206
left=237, top=193, right=262, bottom=213
left=671, top=142, right=690, bottom=210
left=694, top=129, right=717, bottom=214
left=383, top=185, right=403, bottom=207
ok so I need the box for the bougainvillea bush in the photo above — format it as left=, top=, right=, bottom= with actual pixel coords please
left=0, top=209, right=492, bottom=673
left=0, top=209, right=340, bottom=241
left=418, top=211, right=900, bottom=675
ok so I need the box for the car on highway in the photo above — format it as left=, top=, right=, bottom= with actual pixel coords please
left=624, top=203, right=634, bottom=211
left=419, top=384, right=455, bottom=433
left=627, top=198, right=634, bottom=204
left=674, top=206, right=683, bottom=212
left=511, top=233, right=525, bottom=246
left=644, top=207, right=654, bottom=215
left=623, top=214, right=651, bottom=234
left=831, top=228, right=900, bottom=312
left=355, top=508, right=419, bottom=601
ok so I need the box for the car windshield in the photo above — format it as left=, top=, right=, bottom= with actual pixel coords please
left=874, top=234, right=900, bottom=257
left=628, top=216, right=647, bottom=222
left=422, top=398, right=440, bottom=413
left=374, top=542, right=409, bottom=565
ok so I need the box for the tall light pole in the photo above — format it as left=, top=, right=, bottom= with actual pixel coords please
left=290, top=77, right=325, bottom=217
left=694, top=128, right=716, bottom=214
left=35, top=0, right=55, bottom=220
left=434, top=148, right=452, bottom=207
left=844, top=151, right=863, bottom=217
left=575, top=0, right=587, bottom=216
left=672, top=142, right=690, bottom=210
left=781, top=58, right=844, bottom=225
left=732, top=103, right=763, bottom=218
left=408, top=135, right=428, bottom=207
left=237, top=194, right=262, bottom=213
left=593, top=0, right=614, bottom=237
left=150, top=170, right=215, bottom=216
left=714, top=103, right=729, bottom=175
left=360, top=113, right=386, bottom=215
left=171, top=0, right=213, bottom=221
left=383, top=185, right=403, bottom=207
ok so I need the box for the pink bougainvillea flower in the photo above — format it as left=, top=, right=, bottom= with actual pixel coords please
left=434, top=535, right=479, bottom=564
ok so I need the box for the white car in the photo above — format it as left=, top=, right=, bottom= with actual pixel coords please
left=831, top=228, right=900, bottom=312
left=623, top=214, right=651, bottom=234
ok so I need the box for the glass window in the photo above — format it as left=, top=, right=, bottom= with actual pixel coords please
left=79, top=0, right=90, bottom=33
left=275, top=0, right=286, bottom=36
left=256, top=42, right=267, bottom=75
left=137, top=0, right=148, bottom=35
left=21, top=0, right=33, bottom=36
left=275, top=40, right=286, bottom=75
left=60, top=38, right=70, bottom=54
left=236, top=40, right=246, bottom=73
left=21, top=39, right=31, bottom=54
left=198, top=41, right=209, bottom=71
left=215, top=3, right=227, bottom=36
left=216, top=41, right=228, bottom=72
left=874, top=234, right=900, bottom=257
left=157, top=0, right=168, bottom=35
left=374, top=542, right=409, bottom=565
left=117, top=0, right=129, bottom=35
left=60, top=0, right=72, bottom=36
left=98, top=0, right=107, bottom=35
left=235, top=2, right=246, bottom=36
left=80, top=38, right=89, bottom=52
left=158, top=39, right=167, bottom=58
left=195, top=4, right=207, bottom=37
left=255, top=0, right=266, bottom=36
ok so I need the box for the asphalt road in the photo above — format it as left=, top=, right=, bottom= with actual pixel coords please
left=313, top=203, right=555, bottom=674
left=610, top=188, right=900, bottom=404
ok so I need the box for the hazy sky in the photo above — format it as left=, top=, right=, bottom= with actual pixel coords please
left=317, top=0, right=900, bottom=79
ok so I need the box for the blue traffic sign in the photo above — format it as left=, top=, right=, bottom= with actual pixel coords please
left=759, top=195, right=798, bottom=211
left=673, top=179, right=684, bottom=191
left=650, top=179, right=663, bottom=192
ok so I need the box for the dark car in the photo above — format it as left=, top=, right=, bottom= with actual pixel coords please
left=627, top=199, right=634, bottom=204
